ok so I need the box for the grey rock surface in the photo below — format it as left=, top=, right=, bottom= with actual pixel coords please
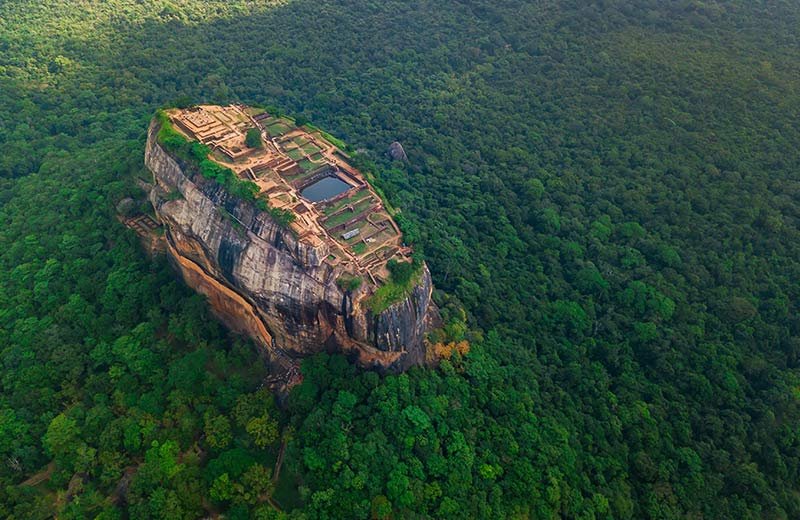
left=387, top=141, right=408, bottom=162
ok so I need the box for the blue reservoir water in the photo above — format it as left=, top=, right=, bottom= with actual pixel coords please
left=301, top=176, right=351, bottom=202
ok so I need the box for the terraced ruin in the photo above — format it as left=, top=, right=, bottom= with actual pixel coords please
left=148, top=104, right=437, bottom=376
left=166, top=104, right=409, bottom=286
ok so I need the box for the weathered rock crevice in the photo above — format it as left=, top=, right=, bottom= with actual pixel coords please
left=144, top=121, right=438, bottom=373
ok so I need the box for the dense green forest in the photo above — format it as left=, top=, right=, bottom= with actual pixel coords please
left=2, top=0, right=800, bottom=518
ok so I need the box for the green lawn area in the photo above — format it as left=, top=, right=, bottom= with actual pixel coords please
left=210, top=149, right=234, bottom=164
left=323, top=209, right=357, bottom=230
left=322, top=190, right=371, bottom=216
left=284, top=170, right=316, bottom=184
left=301, top=143, right=320, bottom=155
left=286, top=147, right=305, bottom=160
left=297, top=158, right=320, bottom=172
left=352, top=198, right=375, bottom=214
left=323, top=200, right=373, bottom=230
left=266, top=120, right=293, bottom=136
left=369, top=227, right=398, bottom=246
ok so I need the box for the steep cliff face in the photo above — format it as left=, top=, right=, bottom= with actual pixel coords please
left=145, top=122, right=437, bottom=372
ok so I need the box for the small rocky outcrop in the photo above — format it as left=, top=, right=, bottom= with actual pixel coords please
left=387, top=141, right=408, bottom=162
left=116, top=197, right=136, bottom=217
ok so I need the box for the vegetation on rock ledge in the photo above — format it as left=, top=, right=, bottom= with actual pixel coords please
left=155, top=109, right=295, bottom=227
left=367, top=258, right=424, bottom=314
left=245, top=128, right=263, bottom=149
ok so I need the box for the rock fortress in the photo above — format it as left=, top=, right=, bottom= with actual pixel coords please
left=143, top=104, right=439, bottom=392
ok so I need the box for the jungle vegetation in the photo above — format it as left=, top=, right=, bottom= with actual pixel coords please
left=1, top=1, right=800, bottom=518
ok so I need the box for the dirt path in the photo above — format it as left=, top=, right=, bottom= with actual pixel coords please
left=266, top=496, right=283, bottom=512
left=272, top=434, right=288, bottom=484
left=256, top=431, right=290, bottom=512
left=20, top=462, right=54, bottom=487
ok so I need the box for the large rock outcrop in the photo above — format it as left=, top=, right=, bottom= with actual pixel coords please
left=387, top=141, right=408, bottom=162
left=144, top=121, right=438, bottom=373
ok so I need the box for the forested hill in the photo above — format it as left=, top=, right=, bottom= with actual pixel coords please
left=2, top=1, right=800, bottom=518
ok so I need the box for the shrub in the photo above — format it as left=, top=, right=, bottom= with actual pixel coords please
left=367, top=259, right=423, bottom=313
left=387, top=259, right=415, bottom=285
left=337, top=275, right=362, bottom=292
left=245, top=128, right=262, bottom=149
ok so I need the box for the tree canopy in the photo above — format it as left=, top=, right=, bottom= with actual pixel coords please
left=245, top=128, right=263, bottom=149
left=1, top=0, right=800, bottom=518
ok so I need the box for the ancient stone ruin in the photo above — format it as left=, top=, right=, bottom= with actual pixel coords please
left=145, top=105, right=439, bottom=392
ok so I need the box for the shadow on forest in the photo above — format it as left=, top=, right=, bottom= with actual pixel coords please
left=76, top=0, right=500, bottom=148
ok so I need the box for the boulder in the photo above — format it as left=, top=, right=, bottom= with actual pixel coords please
left=387, top=141, right=408, bottom=162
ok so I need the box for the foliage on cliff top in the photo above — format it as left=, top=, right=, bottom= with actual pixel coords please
left=303, top=122, right=349, bottom=152
left=366, top=258, right=424, bottom=314
left=336, top=274, right=362, bottom=292
left=155, top=110, right=294, bottom=227
left=244, top=128, right=263, bottom=149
